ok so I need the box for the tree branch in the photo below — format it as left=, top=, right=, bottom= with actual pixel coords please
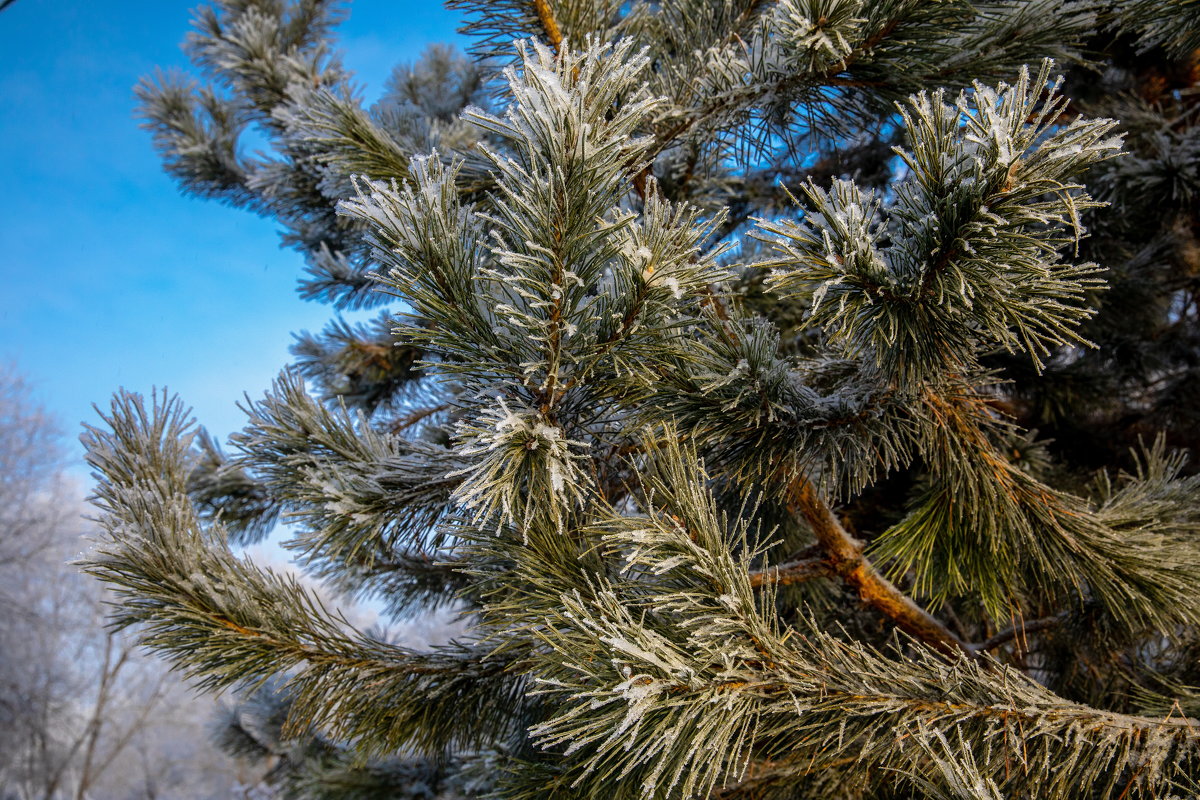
left=389, top=403, right=449, bottom=434
left=530, top=0, right=563, bottom=52
left=749, top=556, right=835, bottom=587
left=643, top=13, right=906, bottom=167
left=972, top=613, right=1067, bottom=654
left=785, top=477, right=975, bottom=659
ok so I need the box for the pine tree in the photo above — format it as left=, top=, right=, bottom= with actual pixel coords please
left=86, top=2, right=1200, bottom=797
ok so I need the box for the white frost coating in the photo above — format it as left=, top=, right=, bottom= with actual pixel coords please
left=449, top=396, right=589, bottom=531
left=605, top=673, right=667, bottom=747
left=698, top=358, right=750, bottom=394
left=490, top=397, right=526, bottom=444
left=601, top=630, right=684, bottom=677
left=965, top=83, right=1018, bottom=165
left=313, top=473, right=378, bottom=526
left=775, top=0, right=860, bottom=64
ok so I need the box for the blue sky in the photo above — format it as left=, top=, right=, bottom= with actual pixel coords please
left=0, top=1, right=463, bottom=477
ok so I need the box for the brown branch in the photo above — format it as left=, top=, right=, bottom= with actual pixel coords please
left=631, top=165, right=652, bottom=201
left=390, top=403, right=449, bottom=434
left=530, top=0, right=563, bottom=52
left=785, top=477, right=975, bottom=660
left=540, top=187, right=566, bottom=415
left=713, top=754, right=866, bottom=798
left=973, top=613, right=1067, bottom=654
left=749, top=556, right=835, bottom=587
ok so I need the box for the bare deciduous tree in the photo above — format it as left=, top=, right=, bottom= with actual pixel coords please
left=0, top=366, right=242, bottom=800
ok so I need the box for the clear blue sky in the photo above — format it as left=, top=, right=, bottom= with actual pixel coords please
left=0, top=1, right=463, bottom=477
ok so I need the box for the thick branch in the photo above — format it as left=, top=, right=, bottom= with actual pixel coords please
left=786, top=477, right=974, bottom=659
left=749, top=556, right=835, bottom=587
left=531, top=0, right=563, bottom=52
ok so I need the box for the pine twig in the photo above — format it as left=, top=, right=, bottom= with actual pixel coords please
left=748, top=556, right=835, bottom=587
left=390, top=403, right=449, bottom=434
left=973, top=613, right=1068, bottom=654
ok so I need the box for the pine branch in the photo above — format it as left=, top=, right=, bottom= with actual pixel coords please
left=530, top=437, right=1200, bottom=799
left=530, top=0, right=564, bottom=52
left=649, top=325, right=918, bottom=499
left=875, top=386, right=1200, bottom=631
left=748, top=555, right=834, bottom=587
left=187, top=427, right=280, bottom=546
left=785, top=477, right=973, bottom=659
left=973, top=612, right=1068, bottom=654
left=235, top=374, right=463, bottom=543
left=109, top=15, right=1200, bottom=797
left=388, top=403, right=450, bottom=435
left=291, top=316, right=427, bottom=415
left=759, top=60, right=1121, bottom=386
left=82, top=389, right=525, bottom=757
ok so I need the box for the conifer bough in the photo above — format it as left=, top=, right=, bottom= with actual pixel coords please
left=90, top=1, right=1200, bottom=797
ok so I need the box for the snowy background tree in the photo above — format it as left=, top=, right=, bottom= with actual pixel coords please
left=0, top=365, right=247, bottom=800
left=85, top=1, right=1200, bottom=797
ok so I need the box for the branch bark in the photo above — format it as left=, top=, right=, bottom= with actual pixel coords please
left=530, top=0, right=563, bottom=52
left=785, top=477, right=975, bottom=659
left=749, top=556, right=835, bottom=587
left=389, top=403, right=449, bottom=434
left=972, top=613, right=1067, bottom=654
